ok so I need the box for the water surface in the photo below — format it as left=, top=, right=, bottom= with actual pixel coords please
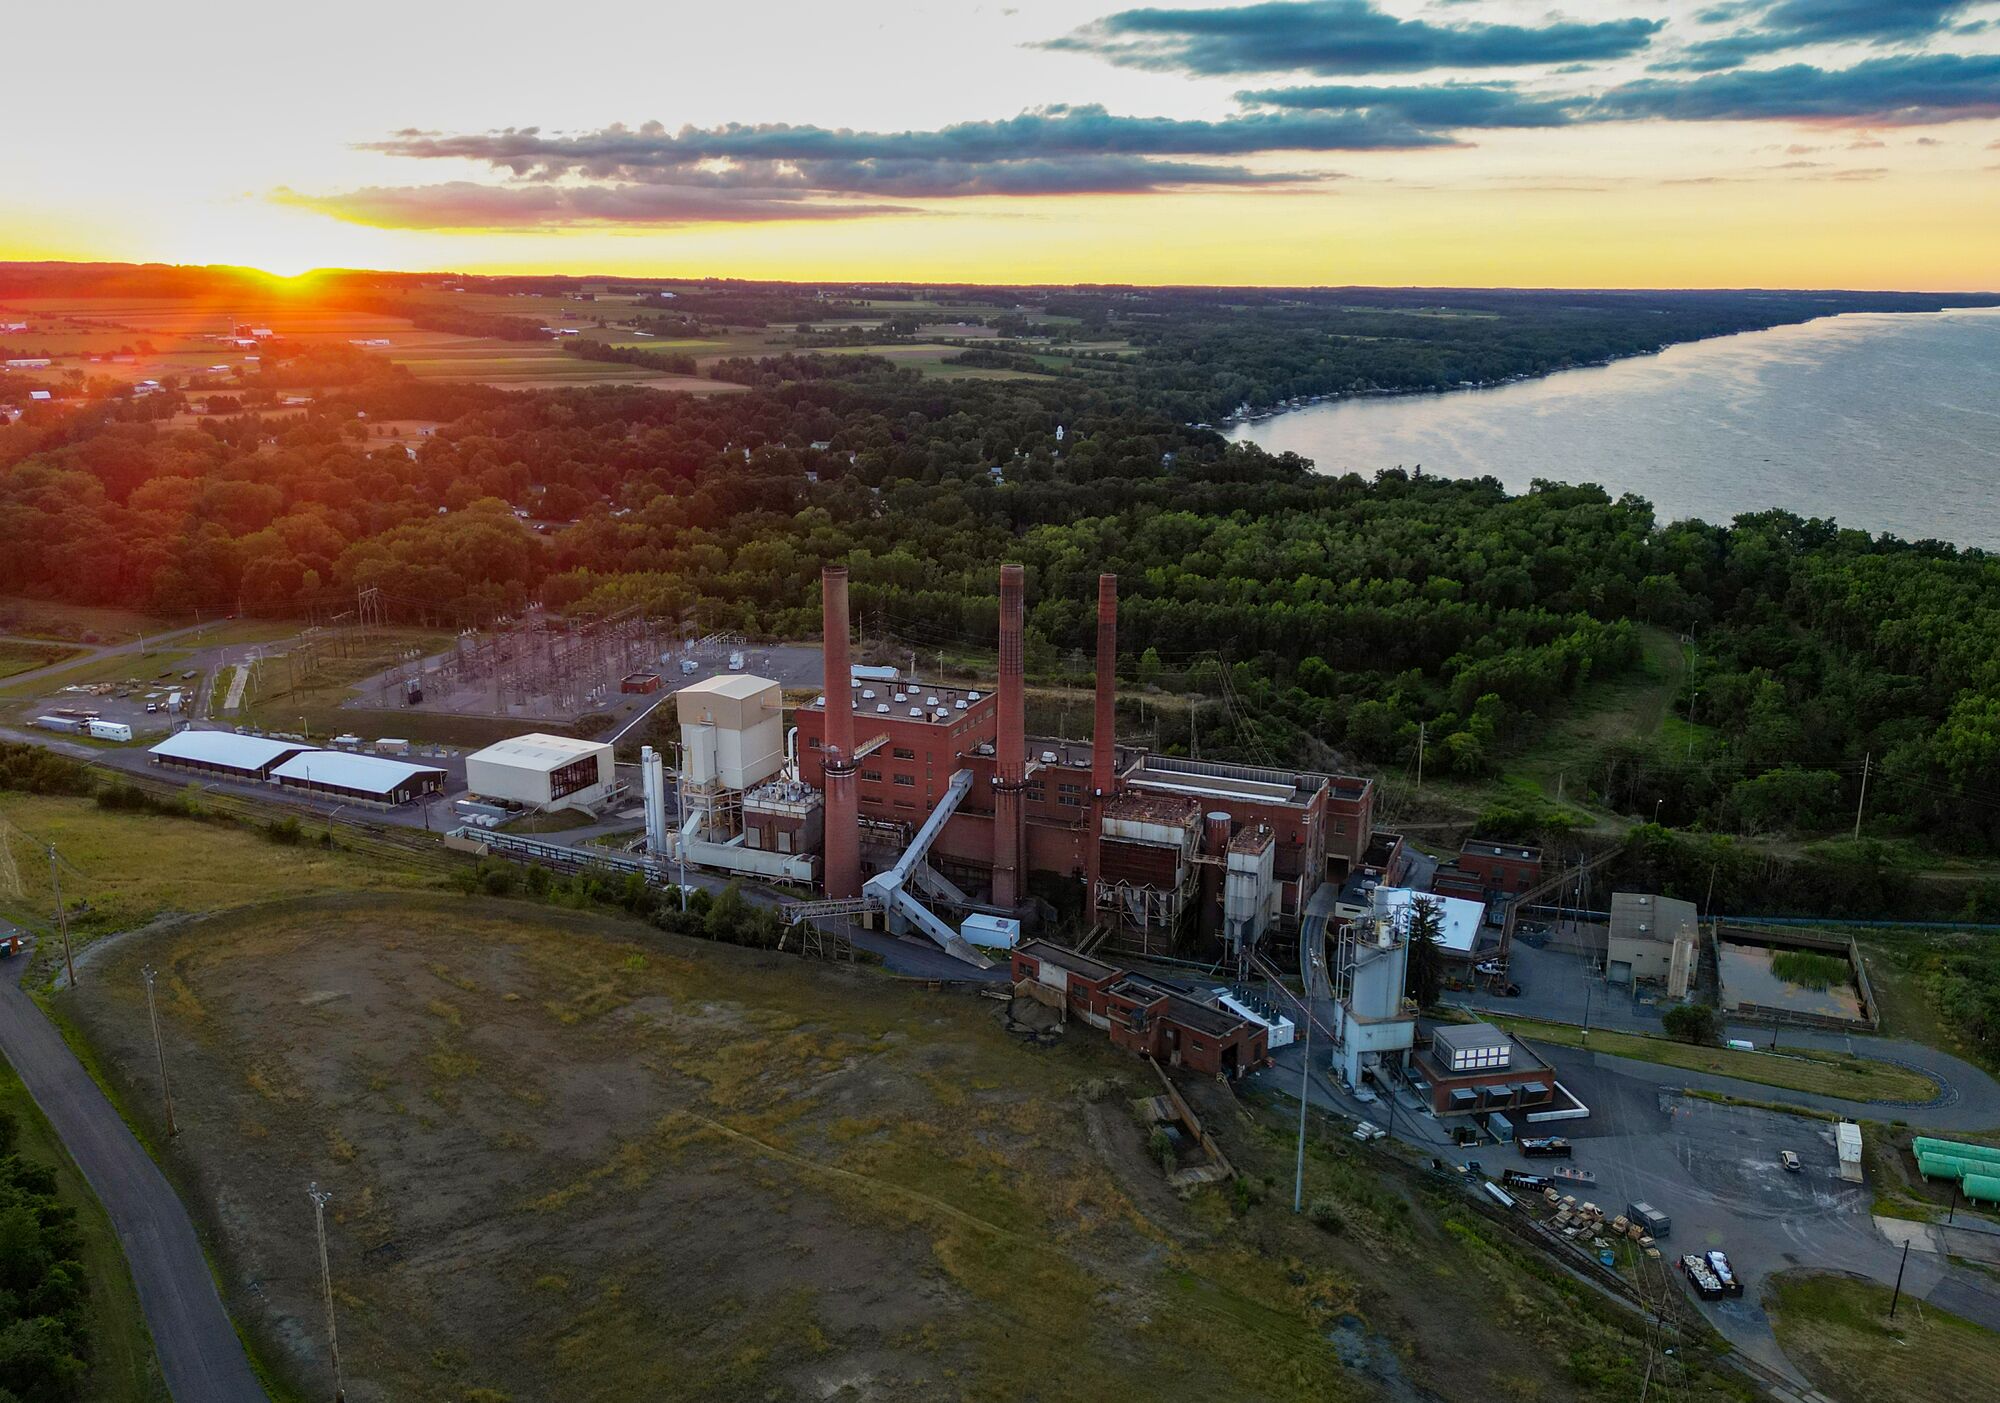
left=1227, top=308, right=2000, bottom=548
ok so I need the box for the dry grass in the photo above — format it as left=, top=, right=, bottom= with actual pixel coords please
left=0, top=794, right=440, bottom=948
left=1767, top=1270, right=2000, bottom=1403
left=1497, top=1017, right=1938, bottom=1104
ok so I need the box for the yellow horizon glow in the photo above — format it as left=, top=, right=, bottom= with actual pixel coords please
left=5, top=168, right=1994, bottom=292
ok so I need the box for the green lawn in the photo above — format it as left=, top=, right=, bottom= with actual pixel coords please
left=0, top=1056, right=165, bottom=1402
left=1495, top=1017, right=1939, bottom=1104
left=1767, top=1270, right=2000, bottom=1403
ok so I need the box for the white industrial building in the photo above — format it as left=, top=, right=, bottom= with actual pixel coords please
left=149, top=730, right=312, bottom=781
left=1331, top=887, right=1418, bottom=1088
left=465, top=733, right=615, bottom=812
left=660, top=674, right=818, bottom=884
left=270, top=751, right=446, bottom=806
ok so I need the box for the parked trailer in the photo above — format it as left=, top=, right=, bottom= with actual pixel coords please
left=85, top=720, right=133, bottom=742
left=33, top=715, right=89, bottom=734
left=1520, top=1136, right=1573, bottom=1159
left=1705, top=1250, right=1744, bottom=1296
left=1627, top=1202, right=1671, bottom=1238
left=1501, top=1170, right=1550, bottom=1191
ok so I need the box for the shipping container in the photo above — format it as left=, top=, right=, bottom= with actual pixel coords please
left=1628, top=1202, right=1671, bottom=1237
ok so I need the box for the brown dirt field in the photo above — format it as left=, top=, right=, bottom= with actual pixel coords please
left=61, top=891, right=1746, bottom=1403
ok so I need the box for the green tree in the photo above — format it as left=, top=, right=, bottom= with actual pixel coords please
left=1662, top=1003, right=1720, bottom=1045
left=1403, top=896, right=1445, bottom=1009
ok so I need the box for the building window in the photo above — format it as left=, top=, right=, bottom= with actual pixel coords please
left=862, top=769, right=882, bottom=782
left=808, top=736, right=822, bottom=749
left=893, top=774, right=915, bottom=787
left=892, top=746, right=916, bottom=760
left=1059, top=795, right=1081, bottom=807
left=548, top=755, right=599, bottom=800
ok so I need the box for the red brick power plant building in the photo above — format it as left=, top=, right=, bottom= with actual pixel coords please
left=790, top=564, right=1378, bottom=965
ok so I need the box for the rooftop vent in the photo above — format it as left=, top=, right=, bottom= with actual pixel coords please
left=813, top=695, right=826, bottom=706
left=876, top=703, right=890, bottom=714
left=909, top=707, right=923, bottom=717
left=861, top=689, right=876, bottom=701
left=954, top=700, right=968, bottom=711
left=967, top=691, right=981, bottom=701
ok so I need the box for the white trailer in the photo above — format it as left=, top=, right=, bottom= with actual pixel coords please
left=86, top=720, right=133, bottom=742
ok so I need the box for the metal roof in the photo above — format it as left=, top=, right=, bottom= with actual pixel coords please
left=1376, top=887, right=1484, bottom=953
left=149, top=730, right=308, bottom=771
left=271, top=751, right=444, bottom=794
left=1609, top=891, right=1699, bottom=946
left=465, top=733, right=610, bottom=770
left=679, top=673, right=780, bottom=702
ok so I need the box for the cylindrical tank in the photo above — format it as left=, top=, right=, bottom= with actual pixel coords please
left=1965, top=1174, right=2000, bottom=1205
left=1199, top=811, right=1231, bottom=940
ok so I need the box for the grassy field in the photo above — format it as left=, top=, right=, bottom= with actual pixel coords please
left=1766, top=1270, right=2000, bottom=1403
left=0, top=794, right=444, bottom=950
left=56, top=891, right=1754, bottom=1403
left=0, top=639, right=79, bottom=680
left=1496, top=1017, right=1940, bottom=1104
left=0, top=598, right=165, bottom=646
left=0, top=1056, right=166, bottom=1402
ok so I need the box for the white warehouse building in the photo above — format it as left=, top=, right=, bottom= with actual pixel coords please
left=465, top=733, right=616, bottom=812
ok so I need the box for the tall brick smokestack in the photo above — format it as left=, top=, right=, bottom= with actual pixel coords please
left=1085, top=573, right=1118, bottom=921
left=821, top=566, right=860, bottom=899
left=992, top=563, right=1027, bottom=911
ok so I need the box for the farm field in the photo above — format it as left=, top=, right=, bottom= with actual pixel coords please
left=1766, top=1270, right=2000, bottom=1403
left=1495, top=1017, right=1939, bottom=1103
left=55, top=890, right=1750, bottom=1403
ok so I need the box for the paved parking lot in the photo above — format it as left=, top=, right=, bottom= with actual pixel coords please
left=1462, top=1045, right=2000, bottom=1378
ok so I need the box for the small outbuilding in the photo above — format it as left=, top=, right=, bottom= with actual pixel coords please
left=1607, top=892, right=1699, bottom=997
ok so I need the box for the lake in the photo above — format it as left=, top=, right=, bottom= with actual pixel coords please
left=1226, top=306, right=2000, bottom=549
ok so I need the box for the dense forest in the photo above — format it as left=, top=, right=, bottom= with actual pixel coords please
left=0, top=1108, right=94, bottom=1397
left=5, top=273, right=2000, bottom=862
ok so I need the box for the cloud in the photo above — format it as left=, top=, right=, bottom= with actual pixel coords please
left=365, top=105, right=1456, bottom=176
left=1663, top=1, right=1979, bottom=72
left=1235, top=81, right=1582, bottom=127
left=1040, top=0, right=1663, bottom=76
left=271, top=182, right=906, bottom=230
left=1596, top=53, right=2000, bottom=125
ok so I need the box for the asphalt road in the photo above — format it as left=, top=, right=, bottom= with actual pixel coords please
left=0, top=949, right=268, bottom=1402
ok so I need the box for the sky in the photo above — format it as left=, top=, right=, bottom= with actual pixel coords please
left=5, top=0, right=1999, bottom=288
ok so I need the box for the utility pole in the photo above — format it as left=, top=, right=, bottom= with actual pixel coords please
left=47, top=847, right=76, bottom=989
left=1415, top=723, right=1426, bottom=790
left=1685, top=690, right=1700, bottom=760
left=1888, top=1237, right=1910, bottom=1320
left=141, top=966, right=178, bottom=1136
left=1853, top=752, right=1871, bottom=841
left=307, top=1183, right=344, bottom=1402
left=1293, top=1017, right=1311, bottom=1214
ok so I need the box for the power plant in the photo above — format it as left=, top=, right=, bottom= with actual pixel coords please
left=644, top=562, right=1378, bottom=973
